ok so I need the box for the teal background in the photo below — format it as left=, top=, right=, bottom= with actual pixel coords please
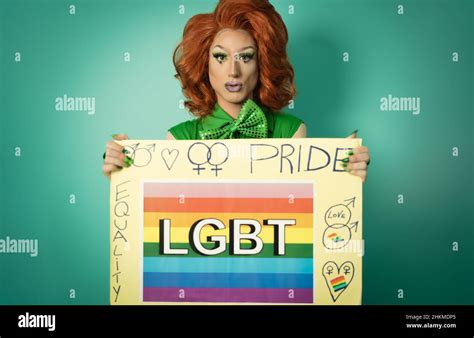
left=0, top=0, right=472, bottom=304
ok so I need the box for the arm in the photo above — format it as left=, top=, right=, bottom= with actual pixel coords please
left=292, top=123, right=307, bottom=138
left=166, top=131, right=176, bottom=140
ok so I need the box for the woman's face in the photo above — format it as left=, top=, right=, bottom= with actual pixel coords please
left=209, top=28, right=258, bottom=107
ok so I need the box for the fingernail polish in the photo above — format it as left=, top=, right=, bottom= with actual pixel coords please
left=111, top=134, right=118, bottom=138
left=122, top=148, right=129, bottom=155
left=351, top=129, right=359, bottom=134
left=123, top=156, right=134, bottom=167
left=342, top=157, right=349, bottom=163
left=346, top=151, right=354, bottom=156
left=342, top=163, right=348, bottom=168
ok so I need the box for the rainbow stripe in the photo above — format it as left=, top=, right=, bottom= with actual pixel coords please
left=328, top=233, right=344, bottom=243
left=142, top=181, right=314, bottom=303
left=330, top=275, right=347, bottom=292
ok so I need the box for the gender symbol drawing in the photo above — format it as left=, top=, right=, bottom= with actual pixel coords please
left=124, top=143, right=156, bottom=167
left=322, top=261, right=355, bottom=302
left=322, top=197, right=359, bottom=250
left=187, top=142, right=229, bottom=176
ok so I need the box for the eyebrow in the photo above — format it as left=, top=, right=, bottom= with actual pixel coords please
left=212, top=45, right=256, bottom=53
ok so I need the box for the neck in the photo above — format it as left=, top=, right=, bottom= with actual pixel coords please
left=216, top=93, right=254, bottom=119
left=217, top=101, right=243, bottom=120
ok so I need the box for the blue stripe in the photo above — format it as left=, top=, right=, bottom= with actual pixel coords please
left=143, top=272, right=313, bottom=288
left=143, top=257, right=313, bottom=274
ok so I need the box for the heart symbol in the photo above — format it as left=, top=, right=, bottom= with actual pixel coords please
left=161, top=148, right=179, bottom=170
left=322, top=261, right=355, bottom=302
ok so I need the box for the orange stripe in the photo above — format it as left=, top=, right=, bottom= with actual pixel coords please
left=144, top=197, right=313, bottom=213
left=331, top=276, right=346, bottom=284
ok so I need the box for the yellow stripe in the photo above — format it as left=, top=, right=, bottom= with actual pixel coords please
left=144, top=212, right=313, bottom=228
left=144, top=226, right=313, bottom=244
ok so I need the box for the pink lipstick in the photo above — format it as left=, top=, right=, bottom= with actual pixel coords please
left=225, top=82, right=242, bottom=92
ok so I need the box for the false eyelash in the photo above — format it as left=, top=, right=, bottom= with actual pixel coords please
left=239, top=53, right=255, bottom=62
left=212, top=52, right=227, bottom=63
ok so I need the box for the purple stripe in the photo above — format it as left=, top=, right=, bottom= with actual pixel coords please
left=143, top=287, right=313, bottom=303
left=143, top=182, right=313, bottom=198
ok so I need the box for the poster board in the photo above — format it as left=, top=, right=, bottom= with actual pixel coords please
left=110, top=138, right=363, bottom=305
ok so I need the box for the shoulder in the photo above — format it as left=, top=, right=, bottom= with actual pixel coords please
left=292, top=122, right=307, bottom=138
left=273, top=111, right=304, bottom=126
left=269, top=111, right=305, bottom=138
left=168, top=119, right=200, bottom=140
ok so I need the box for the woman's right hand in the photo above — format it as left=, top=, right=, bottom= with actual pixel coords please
left=102, top=134, right=133, bottom=179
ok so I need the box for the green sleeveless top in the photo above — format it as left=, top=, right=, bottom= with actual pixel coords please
left=168, top=103, right=304, bottom=140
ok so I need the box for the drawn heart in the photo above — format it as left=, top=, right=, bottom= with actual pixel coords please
left=322, top=261, right=355, bottom=302
left=161, top=148, right=179, bottom=170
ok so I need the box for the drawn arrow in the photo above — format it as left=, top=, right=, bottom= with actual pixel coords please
left=349, top=221, right=359, bottom=233
left=344, top=197, right=356, bottom=208
left=147, top=144, right=156, bottom=152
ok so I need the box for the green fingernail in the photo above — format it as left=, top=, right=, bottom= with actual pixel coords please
left=123, top=156, right=134, bottom=167
left=122, top=148, right=129, bottom=155
left=342, top=157, right=349, bottom=163
left=346, top=151, right=354, bottom=156
left=111, top=134, right=118, bottom=138
left=342, top=163, right=348, bottom=168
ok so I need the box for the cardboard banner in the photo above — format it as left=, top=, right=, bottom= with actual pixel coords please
left=110, top=138, right=363, bottom=305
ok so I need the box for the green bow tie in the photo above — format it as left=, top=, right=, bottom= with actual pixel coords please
left=199, top=99, right=268, bottom=140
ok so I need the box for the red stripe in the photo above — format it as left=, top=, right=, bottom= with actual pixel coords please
left=144, top=197, right=313, bottom=213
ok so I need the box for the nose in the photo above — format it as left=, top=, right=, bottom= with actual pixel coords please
left=229, top=57, right=241, bottom=78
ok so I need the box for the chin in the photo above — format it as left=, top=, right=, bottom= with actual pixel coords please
left=223, top=93, right=252, bottom=104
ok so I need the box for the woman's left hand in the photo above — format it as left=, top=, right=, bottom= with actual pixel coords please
left=345, top=131, right=370, bottom=183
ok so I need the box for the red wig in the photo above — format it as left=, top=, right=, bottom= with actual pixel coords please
left=173, top=0, right=296, bottom=117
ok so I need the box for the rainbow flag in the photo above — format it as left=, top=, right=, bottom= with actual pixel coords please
left=328, top=233, right=344, bottom=243
left=142, top=181, right=314, bottom=303
left=330, top=275, right=347, bottom=292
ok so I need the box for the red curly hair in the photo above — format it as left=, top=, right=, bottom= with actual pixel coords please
left=173, top=0, right=295, bottom=117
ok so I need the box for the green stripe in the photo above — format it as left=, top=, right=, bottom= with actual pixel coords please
left=333, top=283, right=347, bottom=291
left=144, top=242, right=313, bottom=258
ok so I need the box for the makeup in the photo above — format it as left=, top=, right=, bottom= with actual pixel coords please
left=225, top=81, right=243, bottom=92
